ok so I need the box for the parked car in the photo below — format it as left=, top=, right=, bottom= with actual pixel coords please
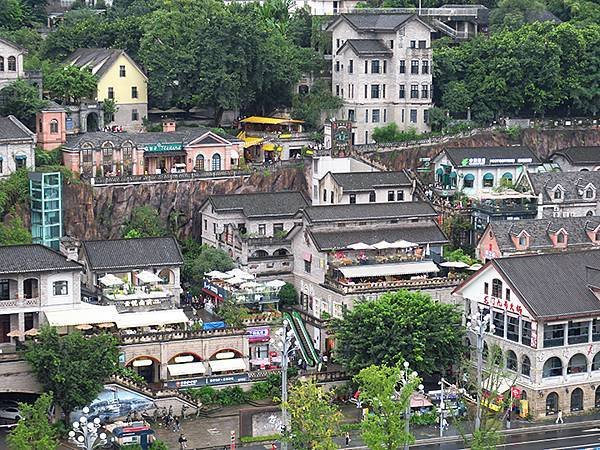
left=0, top=407, right=21, bottom=421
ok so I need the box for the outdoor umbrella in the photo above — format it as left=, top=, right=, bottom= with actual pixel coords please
left=439, top=261, right=470, bottom=269
left=347, top=242, right=375, bottom=250
left=265, top=279, right=286, bottom=288
left=96, top=322, right=115, bottom=328
left=391, top=239, right=418, bottom=249
left=6, top=330, right=23, bottom=338
left=206, top=270, right=232, bottom=279
left=75, top=324, right=93, bottom=330
left=24, top=328, right=39, bottom=336
left=99, top=274, right=124, bottom=287
left=468, top=263, right=483, bottom=271
left=240, top=281, right=262, bottom=289
left=372, top=240, right=394, bottom=250
left=137, top=270, right=162, bottom=284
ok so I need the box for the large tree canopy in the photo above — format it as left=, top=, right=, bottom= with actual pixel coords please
left=332, top=290, right=465, bottom=376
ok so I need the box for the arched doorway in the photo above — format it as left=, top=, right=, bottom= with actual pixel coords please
left=158, top=269, right=174, bottom=285
left=274, top=248, right=289, bottom=256
left=167, top=353, right=204, bottom=379
left=595, top=386, right=600, bottom=408
left=86, top=112, right=99, bottom=132
left=546, top=392, right=559, bottom=415
left=571, top=388, right=584, bottom=412
left=208, top=349, right=245, bottom=375
left=23, top=278, right=39, bottom=299
left=127, top=356, right=160, bottom=384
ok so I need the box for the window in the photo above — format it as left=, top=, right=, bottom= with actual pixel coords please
left=53, top=280, right=68, bottom=296
left=464, top=173, right=474, bottom=188
left=389, top=40, right=394, bottom=49
left=546, top=392, right=559, bottom=415
left=0, top=280, right=9, bottom=300
left=335, top=61, right=340, bottom=72
left=567, top=354, right=587, bottom=374
left=554, top=189, right=563, bottom=200
left=522, top=355, right=531, bottom=376
left=418, top=40, right=427, bottom=48
left=211, top=153, right=221, bottom=171
left=388, top=191, right=395, bottom=201
left=492, top=311, right=504, bottom=337
left=50, top=119, right=59, bottom=134
left=424, top=109, right=429, bottom=124
left=371, top=60, right=380, bottom=74
left=330, top=191, right=334, bottom=203
left=364, top=61, right=368, bottom=73
left=7, top=56, right=16, bottom=72
left=348, top=109, right=355, bottom=122
left=383, top=60, right=387, bottom=73
left=593, top=352, right=600, bottom=370
left=336, top=38, right=341, bottom=49
left=593, top=319, right=600, bottom=341
left=484, top=282, right=489, bottom=295
left=506, top=288, right=511, bottom=301
left=483, top=172, right=494, bottom=187
left=304, top=259, right=311, bottom=273
left=521, top=320, right=532, bottom=346
left=195, top=154, right=204, bottom=171
left=131, top=109, right=139, bottom=121
left=383, top=109, right=387, bottom=122
left=131, top=86, right=138, bottom=99
left=258, top=224, right=266, bottom=236
left=399, top=60, right=405, bottom=74
left=399, top=84, right=405, bottom=99
left=421, top=85, right=429, bottom=99
left=422, top=60, right=429, bottom=74
left=411, top=60, right=419, bottom=74
left=518, top=234, right=528, bottom=247
left=568, top=320, right=590, bottom=344
left=410, top=109, right=417, bottom=123
left=397, top=190, right=404, bottom=201
left=371, top=85, right=380, bottom=99
left=543, top=357, right=563, bottom=378
left=364, top=85, right=368, bottom=99
left=382, top=84, right=386, bottom=98
left=372, top=109, right=380, bottom=123
left=571, top=388, right=584, bottom=412
left=107, top=87, right=114, bottom=99
left=323, top=189, right=327, bottom=202
left=369, top=191, right=376, bottom=202
left=557, top=232, right=565, bottom=244
left=335, top=85, right=340, bottom=96
left=0, top=159, right=3, bottom=174
left=410, top=84, right=419, bottom=99
left=348, top=60, right=353, bottom=74
left=492, top=278, right=503, bottom=298
left=507, top=315, right=519, bottom=342
left=544, top=323, right=565, bottom=348
left=0, top=57, right=3, bottom=71
left=506, top=350, right=517, bottom=371
left=410, top=40, right=416, bottom=48
left=586, top=188, right=595, bottom=199
left=119, top=65, right=126, bottom=77
left=349, top=194, right=356, bottom=204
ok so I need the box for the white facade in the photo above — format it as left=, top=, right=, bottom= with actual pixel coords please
left=0, top=116, right=36, bottom=177
left=310, top=156, right=377, bottom=204
left=318, top=171, right=414, bottom=204
left=330, top=15, right=433, bottom=145
left=0, top=38, right=25, bottom=91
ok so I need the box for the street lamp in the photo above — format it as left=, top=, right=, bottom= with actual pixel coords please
left=68, top=407, right=108, bottom=450
left=398, top=361, right=423, bottom=450
left=273, top=319, right=297, bottom=450
left=466, top=306, right=494, bottom=432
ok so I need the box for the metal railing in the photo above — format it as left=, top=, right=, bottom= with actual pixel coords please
left=119, top=327, right=246, bottom=345
left=0, top=297, right=40, bottom=309
left=351, top=7, right=481, bottom=16
left=323, top=276, right=465, bottom=294
left=92, top=169, right=252, bottom=186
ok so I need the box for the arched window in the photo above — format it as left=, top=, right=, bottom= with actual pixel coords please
left=557, top=232, right=565, bottom=244
left=436, top=168, right=443, bottom=184
left=546, top=392, right=559, bottom=415
left=587, top=210, right=595, bottom=217
left=521, top=355, right=531, bottom=377
left=0, top=56, right=4, bottom=71
left=506, top=350, right=517, bottom=371
left=483, top=172, right=494, bottom=187
left=543, top=357, right=563, bottom=378
left=483, top=342, right=489, bottom=360
left=211, top=153, right=221, bottom=171
left=521, top=390, right=527, bottom=401
left=518, top=234, right=528, bottom=247
left=49, top=120, right=58, bottom=134
left=195, top=154, right=205, bottom=171
left=501, top=172, right=513, bottom=183
left=595, top=386, right=600, bottom=408
left=7, top=56, right=16, bottom=72
left=571, top=388, right=584, bottom=412
left=450, top=171, right=457, bottom=187
left=567, top=353, right=587, bottom=374
left=369, top=191, right=376, bottom=202
left=463, top=173, right=475, bottom=188
left=593, top=352, right=600, bottom=371
left=492, top=278, right=503, bottom=298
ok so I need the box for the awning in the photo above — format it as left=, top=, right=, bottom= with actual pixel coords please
left=230, top=149, right=239, bottom=159
left=99, top=274, right=124, bottom=287
left=167, top=362, right=206, bottom=377
left=15, top=155, right=27, bottom=160
left=347, top=242, right=375, bottom=250
left=439, top=261, right=469, bottom=268
left=483, top=172, right=494, bottom=180
left=115, top=309, right=189, bottom=329
left=483, top=375, right=512, bottom=394
left=44, top=305, right=119, bottom=327
left=240, top=116, right=303, bottom=125
left=209, top=358, right=247, bottom=373
left=136, top=270, right=162, bottom=284
left=242, top=137, right=264, bottom=148
left=265, top=279, right=286, bottom=288
left=338, top=261, right=439, bottom=278
left=262, top=143, right=276, bottom=151
left=226, top=268, right=254, bottom=280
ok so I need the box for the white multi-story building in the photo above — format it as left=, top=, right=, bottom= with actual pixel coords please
left=328, top=12, right=434, bottom=145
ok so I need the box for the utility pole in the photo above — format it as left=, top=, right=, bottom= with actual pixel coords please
left=278, top=320, right=292, bottom=450
left=439, top=378, right=445, bottom=438
left=467, top=307, right=493, bottom=432
left=400, top=361, right=423, bottom=450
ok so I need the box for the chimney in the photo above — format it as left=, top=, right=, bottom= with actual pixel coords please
left=162, top=120, right=176, bottom=133
left=59, top=236, right=81, bottom=262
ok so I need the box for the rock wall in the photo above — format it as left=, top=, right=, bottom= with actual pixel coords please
left=62, top=166, right=309, bottom=240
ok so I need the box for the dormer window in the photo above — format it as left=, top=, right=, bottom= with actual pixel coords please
left=596, top=231, right=600, bottom=242
left=554, top=190, right=562, bottom=200
left=519, top=235, right=527, bottom=247
left=552, top=184, right=565, bottom=201
left=583, top=183, right=596, bottom=200
left=557, top=232, right=565, bottom=243
left=515, top=230, right=529, bottom=249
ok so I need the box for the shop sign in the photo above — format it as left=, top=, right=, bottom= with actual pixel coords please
left=144, top=142, right=183, bottom=153
left=202, top=280, right=227, bottom=299
left=461, top=157, right=485, bottom=167
left=247, top=326, right=270, bottom=343
left=165, top=373, right=250, bottom=389
left=483, top=295, right=524, bottom=315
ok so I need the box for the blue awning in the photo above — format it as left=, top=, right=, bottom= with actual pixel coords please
left=15, top=155, right=27, bottom=160
left=464, top=173, right=475, bottom=181
left=502, top=172, right=513, bottom=180
left=483, top=172, right=494, bottom=180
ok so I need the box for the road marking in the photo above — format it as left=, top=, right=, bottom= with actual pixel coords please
left=207, top=428, right=221, bottom=435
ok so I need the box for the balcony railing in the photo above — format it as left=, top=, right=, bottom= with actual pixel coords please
left=0, top=297, right=40, bottom=309
left=242, top=235, right=290, bottom=246
left=473, top=202, right=537, bottom=215
left=324, top=275, right=465, bottom=294
left=328, top=253, right=424, bottom=268
left=244, top=131, right=313, bottom=140
left=119, top=327, right=246, bottom=345
left=91, top=169, right=252, bottom=186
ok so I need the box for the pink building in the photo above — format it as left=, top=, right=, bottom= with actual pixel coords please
left=36, top=101, right=67, bottom=151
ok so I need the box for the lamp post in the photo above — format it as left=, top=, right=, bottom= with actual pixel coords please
left=466, top=306, right=494, bottom=432
left=398, top=361, right=423, bottom=450
left=439, top=378, right=445, bottom=438
left=274, top=320, right=296, bottom=450
left=68, top=407, right=108, bottom=450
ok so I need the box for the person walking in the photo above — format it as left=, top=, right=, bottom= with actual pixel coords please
left=173, top=417, right=181, bottom=432
left=345, top=431, right=351, bottom=446
left=555, top=409, right=564, bottom=424
left=178, top=433, right=188, bottom=449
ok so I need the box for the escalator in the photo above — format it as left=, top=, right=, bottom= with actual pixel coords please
left=283, top=312, right=319, bottom=368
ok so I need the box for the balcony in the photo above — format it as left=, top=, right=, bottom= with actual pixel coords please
left=328, top=252, right=424, bottom=269
left=0, top=297, right=40, bottom=310
left=324, top=274, right=466, bottom=295
left=473, top=201, right=537, bottom=217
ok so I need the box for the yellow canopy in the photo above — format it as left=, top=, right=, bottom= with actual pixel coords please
left=242, top=137, right=264, bottom=148
left=240, top=116, right=304, bottom=125
left=263, top=143, right=276, bottom=151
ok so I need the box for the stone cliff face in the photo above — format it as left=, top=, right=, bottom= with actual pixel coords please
left=369, top=128, right=600, bottom=171
left=62, top=166, right=309, bottom=240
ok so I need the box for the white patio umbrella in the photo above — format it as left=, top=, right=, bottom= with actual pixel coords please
left=240, top=281, right=262, bottom=289
left=347, top=242, right=375, bottom=250
left=391, top=239, right=419, bottom=249
left=137, top=270, right=162, bottom=284
left=265, top=279, right=286, bottom=288
left=373, top=240, right=394, bottom=250
left=468, top=263, right=483, bottom=271
left=99, top=274, right=124, bottom=287
left=439, top=261, right=470, bottom=269
left=205, top=270, right=233, bottom=279
left=226, top=268, right=254, bottom=280
left=225, top=276, right=245, bottom=285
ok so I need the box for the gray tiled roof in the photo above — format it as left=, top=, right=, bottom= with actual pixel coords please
left=310, top=223, right=447, bottom=250
left=0, top=116, right=34, bottom=141
left=443, top=146, right=540, bottom=167
left=552, top=147, right=600, bottom=165
left=0, top=244, right=81, bottom=274
left=207, top=191, right=309, bottom=218
left=82, top=237, right=183, bottom=271
left=341, top=13, right=413, bottom=31
left=65, top=48, right=145, bottom=79
left=487, top=217, right=600, bottom=253
left=343, top=39, right=393, bottom=56
left=527, top=171, right=600, bottom=203
left=304, top=201, right=436, bottom=223
left=493, top=249, right=600, bottom=319
left=0, top=37, right=26, bottom=53
left=331, top=170, right=411, bottom=192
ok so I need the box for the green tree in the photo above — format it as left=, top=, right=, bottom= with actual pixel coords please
left=284, top=379, right=342, bottom=450
left=489, top=0, right=546, bottom=31
left=0, top=169, right=30, bottom=217
left=427, top=107, right=450, bottom=132
left=45, top=65, right=97, bottom=104
left=7, top=393, right=58, bottom=450
left=149, top=441, right=169, bottom=450
left=371, top=124, right=419, bottom=143
left=332, top=290, right=465, bottom=376
left=23, top=327, right=119, bottom=417
left=122, top=206, right=167, bottom=238
left=441, top=81, right=472, bottom=116
left=102, top=98, right=118, bottom=123
left=355, top=364, right=421, bottom=450
left=0, top=217, right=32, bottom=245
left=216, top=298, right=249, bottom=328
left=180, top=239, right=234, bottom=286
left=0, top=80, right=47, bottom=129
left=292, top=80, right=342, bottom=130
left=0, top=0, right=25, bottom=30
left=278, top=282, right=297, bottom=306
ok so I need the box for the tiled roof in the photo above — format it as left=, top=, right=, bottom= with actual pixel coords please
left=527, top=171, right=600, bottom=203
left=552, top=147, right=600, bottom=165
left=0, top=37, right=26, bottom=53
left=65, top=48, right=146, bottom=79
left=486, top=217, right=600, bottom=253
left=82, top=237, right=183, bottom=271
left=442, top=146, right=540, bottom=167
left=343, top=39, right=393, bottom=56
left=493, top=249, right=600, bottom=319
left=330, top=170, right=411, bottom=192
left=310, top=223, right=447, bottom=250
left=207, top=191, right=309, bottom=218
left=340, top=13, right=413, bottom=31
left=0, top=244, right=81, bottom=274
left=0, top=116, right=35, bottom=141
left=304, top=201, right=436, bottom=223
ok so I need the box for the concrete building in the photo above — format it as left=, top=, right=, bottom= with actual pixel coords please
left=454, top=249, right=600, bottom=419
left=318, top=170, right=415, bottom=204
left=310, top=155, right=376, bottom=205
left=551, top=147, right=600, bottom=172
left=0, top=115, right=36, bottom=177
left=65, top=48, right=148, bottom=131
left=328, top=12, right=434, bottom=144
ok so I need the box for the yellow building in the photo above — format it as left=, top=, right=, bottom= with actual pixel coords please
left=66, top=48, right=148, bottom=131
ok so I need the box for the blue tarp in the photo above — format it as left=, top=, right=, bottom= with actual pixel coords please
left=203, top=321, right=226, bottom=330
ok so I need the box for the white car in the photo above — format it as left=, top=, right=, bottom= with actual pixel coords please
left=0, top=407, right=21, bottom=421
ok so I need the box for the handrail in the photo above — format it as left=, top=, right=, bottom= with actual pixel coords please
left=284, top=312, right=316, bottom=367
left=292, top=311, right=320, bottom=366
left=324, top=276, right=465, bottom=294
